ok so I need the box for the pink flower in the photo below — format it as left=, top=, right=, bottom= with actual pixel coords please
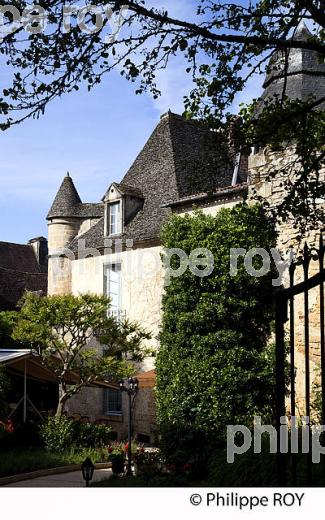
left=0, top=420, right=14, bottom=433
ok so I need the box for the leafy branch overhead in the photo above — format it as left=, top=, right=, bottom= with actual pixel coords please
left=0, top=2, right=324, bottom=229
left=0, top=1, right=324, bottom=128
left=9, top=292, right=151, bottom=416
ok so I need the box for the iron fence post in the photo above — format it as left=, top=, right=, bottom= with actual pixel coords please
left=275, top=292, right=288, bottom=486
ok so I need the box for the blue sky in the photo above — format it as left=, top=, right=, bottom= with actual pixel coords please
left=0, top=0, right=263, bottom=244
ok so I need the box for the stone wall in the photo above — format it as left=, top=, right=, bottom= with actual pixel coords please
left=248, top=146, right=325, bottom=418
left=248, top=145, right=325, bottom=250
left=48, top=218, right=80, bottom=295
left=65, top=385, right=157, bottom=443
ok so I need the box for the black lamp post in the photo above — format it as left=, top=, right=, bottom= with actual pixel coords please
left=81, top=457, right=95, bottom=487
left=119, top=377, right=139, bottom=476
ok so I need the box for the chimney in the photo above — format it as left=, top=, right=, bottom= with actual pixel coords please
left=28, top=237, right=48, bottom=271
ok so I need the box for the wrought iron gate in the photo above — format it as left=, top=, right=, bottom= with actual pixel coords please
left=275, top=233, right=325, bottom=485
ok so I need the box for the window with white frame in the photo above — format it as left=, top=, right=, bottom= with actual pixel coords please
left=107, top=201, right=122, bottom=235
left=104, top=263, right=121, bottom=317
left=103, top=388, right=122, bottom=415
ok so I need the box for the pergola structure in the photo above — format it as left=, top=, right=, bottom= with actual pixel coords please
left=0, top=349, right=116, bottom=422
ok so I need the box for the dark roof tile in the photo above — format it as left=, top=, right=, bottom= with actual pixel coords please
left=0, top=241, right=48, bottom=310
left=257, top=21, right=325, bottom=112
left=47, top=174, right=82, bottom=218
left=47, top=174, right=104, bottom=219
left=116, top=183, right=144, bottom=199
left=0, top=242, right=41, bottom=272
left=0, top=268, right=47, bottom=310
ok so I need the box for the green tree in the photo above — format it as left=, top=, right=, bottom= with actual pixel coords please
left=0, top=311, right=24, bottom=349
left=11, top=292, right=151, bottom=416
left=156, top=204, right=277, bottom=444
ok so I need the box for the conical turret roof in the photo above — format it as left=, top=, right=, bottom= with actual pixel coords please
left=293, top=20, right=312, bottom=42
left=258, top=21, right=325, bottom=111
left=47, top=173, right=82, bottom=219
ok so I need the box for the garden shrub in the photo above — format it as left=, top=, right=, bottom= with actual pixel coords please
left=156, top=204, right=278, bottom=455
left=73, top=422, right=112, bottom=448
left=40, top=416, right=112, bottom=451
left=40, top=416, right=74, bottom=452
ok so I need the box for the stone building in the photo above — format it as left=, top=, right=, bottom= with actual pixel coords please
left=0, top=237, right=48, bottom=311
left=47, top=113, right=247, bottom=442
left=47, top=21, right=325, bottom=439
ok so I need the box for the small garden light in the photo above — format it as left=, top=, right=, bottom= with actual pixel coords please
left=81, top=457, right=95, bottom=487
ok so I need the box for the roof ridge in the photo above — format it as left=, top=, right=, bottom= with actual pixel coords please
left=164, top=112, right=178, bottom=175
left=0, top=241, right=32, bottom=247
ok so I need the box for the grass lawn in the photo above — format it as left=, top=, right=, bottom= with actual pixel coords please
left=0, top=447, right=104, bottom=479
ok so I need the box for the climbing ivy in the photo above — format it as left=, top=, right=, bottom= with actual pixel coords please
left=156, top=204, right=278, bottom=445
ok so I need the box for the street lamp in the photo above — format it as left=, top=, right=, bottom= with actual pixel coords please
left=119, top=377, right=139, bottom=476
left=81, top=457, right=95, bottom=487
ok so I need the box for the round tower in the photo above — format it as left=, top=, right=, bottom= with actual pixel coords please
left=47, top=173, right=81, bottom=295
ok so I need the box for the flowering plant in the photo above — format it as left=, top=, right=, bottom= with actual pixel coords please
left=133, top=447, right=162, bottom=470
left=106, top=441, right=128, bottom=475
left=107, top=441, right=127, bottom=459
left=0, top=419, right=14, bottom=434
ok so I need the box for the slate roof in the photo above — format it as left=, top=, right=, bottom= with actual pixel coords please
left=257, top=21, right=325, bottom=112
left=47, top=174, right=104, bottom=219
left=115, top=183, right=144, bottom=199
left=0, top=242, right=47, bottom=310
left=102, top=182, right=144, bottom=201
left=0, top=269, right=47, bottom=310
left=69, top=112, right=241, bottom=251
left=0, top=241, right=42, bottom=272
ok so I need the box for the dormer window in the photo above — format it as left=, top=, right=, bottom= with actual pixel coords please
left=103, top=182, right=144, bottom=237
left=108, top=201, right=122, bottom=235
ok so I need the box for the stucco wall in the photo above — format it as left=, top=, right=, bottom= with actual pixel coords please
left=71, top=245, right=164, bottom=369
left=67, top=245, right=163, bottom=439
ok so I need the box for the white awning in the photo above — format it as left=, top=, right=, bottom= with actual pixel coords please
left=0, top=349, right=32, bottom=365
left=0, top=349, right=116, bottom=388
left=1, top=349, right=116, bottom=423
